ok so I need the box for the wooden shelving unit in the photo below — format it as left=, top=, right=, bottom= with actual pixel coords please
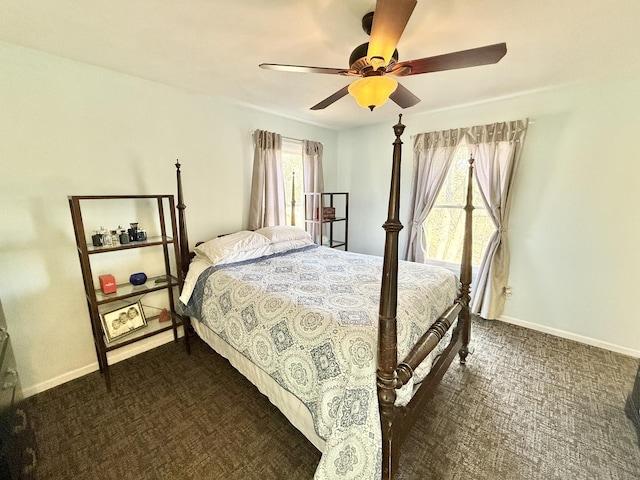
left=68, top=195, right=190, bottom=390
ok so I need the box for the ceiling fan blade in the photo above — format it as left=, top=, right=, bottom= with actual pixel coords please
left=310, top=85, right=350, bottom=110
left=389, top=42, right=507, bottom=77
left=367, top=0, right=417, bottom=69
left=389, top=83, right=421, bottom=108
left=259, top=63, right=356, bottom=76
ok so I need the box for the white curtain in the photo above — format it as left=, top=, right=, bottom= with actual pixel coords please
left=466, top=119, right=528, bottom=319
left=303, top=140, right=324, bottom=243
left=403, top=129, right=466, bottom=262
left=248, top=130, right=286, bottom=230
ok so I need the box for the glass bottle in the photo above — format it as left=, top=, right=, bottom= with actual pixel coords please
left=101, top=226, right=112, bottom=247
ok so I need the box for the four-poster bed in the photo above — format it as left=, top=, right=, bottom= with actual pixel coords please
left=174, top=115, right=474, bottom=479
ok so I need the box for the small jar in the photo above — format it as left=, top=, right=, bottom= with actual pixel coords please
left=91, top=231, right=103, bottom=247
left=128, top=222, right=139, bottom=242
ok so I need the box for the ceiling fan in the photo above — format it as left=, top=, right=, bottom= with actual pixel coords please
left=259, top=0, right=507, bottom=111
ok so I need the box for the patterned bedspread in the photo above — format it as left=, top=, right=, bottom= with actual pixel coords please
left=181, top=245, right=458, bottom=479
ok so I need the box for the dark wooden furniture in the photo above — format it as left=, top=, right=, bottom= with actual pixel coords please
left=69, top=195, right=190, bottom=391
left=0, top=298, right=36, bottom=479
left=0, top=299, right=20, bottom=413
left=627, top=363, right=640, bottom=445
left=304, top=192, right=349, bottom=250
left=174, top=115, right=473, bottom=480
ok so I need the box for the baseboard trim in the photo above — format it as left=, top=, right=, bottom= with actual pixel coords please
left=25, top=317, right=638, bottom=397
left=21, top=363, right=100, bottom=399
left=498, top=315, right=640, bottom=359
left=22, top=330, right=183, bottom=398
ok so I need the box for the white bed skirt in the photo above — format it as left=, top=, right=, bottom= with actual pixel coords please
left=192, top=318, right=326, bottom=452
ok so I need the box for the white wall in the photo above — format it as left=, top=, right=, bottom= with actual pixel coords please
left=337, top=74, right=640, bottom=357
left=3, top=36, right=638, bottom=397
left=0, top=41, right=339, bottom=395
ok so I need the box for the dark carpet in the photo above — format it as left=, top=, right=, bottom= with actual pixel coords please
left=24, top=318, right=640, bottom=479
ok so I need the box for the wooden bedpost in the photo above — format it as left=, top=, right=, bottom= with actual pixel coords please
left=458, top=156, right=474, bottom=364
left=291, top=171, right=297, bottom=226
left=378, top=115, right=405, bottom=480
left=175, top=160, right=190, bottom=282
left=175, top=160, right=193, bottom=350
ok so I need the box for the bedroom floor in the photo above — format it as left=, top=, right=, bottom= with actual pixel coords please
left=22, top=317, right=640, bottom=480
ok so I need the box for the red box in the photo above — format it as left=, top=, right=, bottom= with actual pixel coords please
left=99, top=274, right=117, bottom=294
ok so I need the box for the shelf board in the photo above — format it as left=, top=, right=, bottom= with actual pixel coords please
left=68, top=194, right=173, bottom=200
left=84, top=236, right=174, bottom=254
left=103, top=313, right=184, bottom=351
left=304, top=217, right=346, bottom=224
left=94, top=275, right=179, bottom=305
left=325, top=241, right=346, bottom=248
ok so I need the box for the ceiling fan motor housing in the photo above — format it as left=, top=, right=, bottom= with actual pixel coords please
left=362, top=11, right=374, bottom=35
left=349, top=42, right=398, bottom=73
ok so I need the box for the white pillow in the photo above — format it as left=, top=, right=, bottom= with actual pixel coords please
left=211, top=244, right=273, bottom=266
left=255, top=225, right=313, bottom=243
left=270, top=237, right=315, bottom=253
left=194, top=230, right=271, bottom=265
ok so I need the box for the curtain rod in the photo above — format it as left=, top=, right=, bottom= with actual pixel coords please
left=409, top=118, right=536, bottom=139
left=249, top=130, right=300, bottom=142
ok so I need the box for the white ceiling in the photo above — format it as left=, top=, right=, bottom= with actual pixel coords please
left=2, top=0, right=639, bottom=129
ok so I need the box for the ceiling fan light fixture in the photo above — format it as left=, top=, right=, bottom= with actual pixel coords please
left=348, top=76, right=398, bottom=111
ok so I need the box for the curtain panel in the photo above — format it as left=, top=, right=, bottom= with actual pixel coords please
left=466, top=119, right=528, bottom=319
left=404, top=119, right=528, bottom=319
left=248, top=130, right=286, bottom=230
left=403, top=128, right=466, bottom=263
left=302, top=140, right=324, bottom=243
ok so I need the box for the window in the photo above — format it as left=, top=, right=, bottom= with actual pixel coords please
left=423, top=144, right=493, bottom=268
left=281, top=138, right=304, bottom=227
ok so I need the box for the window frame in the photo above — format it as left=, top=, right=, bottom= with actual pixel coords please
left=422, top=143, right=493, bottom=273
left=281, top=138, right=304, bottom=227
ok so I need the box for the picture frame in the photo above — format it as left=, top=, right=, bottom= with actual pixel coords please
left=100, top=301, right=147, bottom=343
